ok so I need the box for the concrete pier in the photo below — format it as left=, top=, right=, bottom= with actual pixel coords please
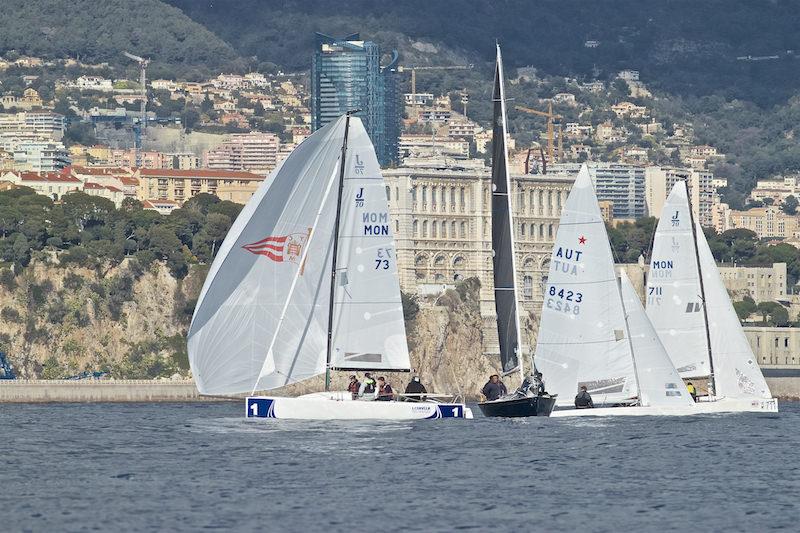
left=0, top=380, right=231, bottom=403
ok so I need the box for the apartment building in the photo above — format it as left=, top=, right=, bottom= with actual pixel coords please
left=549, top=162, right=646, bottom=219
left=204, top=132, right=280, bottom=174
left=645, top=166, right=713, bottom=226
left=135, top=168, right=264, bottom=205
left=729, top=205, right=800, bottom=239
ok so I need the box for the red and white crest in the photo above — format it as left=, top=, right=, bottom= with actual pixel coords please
left=243, top=231, right=309, bottom=264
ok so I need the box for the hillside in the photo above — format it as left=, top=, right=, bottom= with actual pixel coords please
left=168, top=0, right=800, bottom=106
left=0, top=0, right=241, bottom=74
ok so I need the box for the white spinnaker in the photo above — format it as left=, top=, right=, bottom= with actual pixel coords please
left=329, top=120, right=411, bottom=371
left=535, top=165, right=637, bottom=406
left=619, top=270, right=693, bottom=408
left=188, top=117, right=346, bottom=395
left=646, top=181, right=710, bottom=378
left=696, top=222, right=772, bottom=399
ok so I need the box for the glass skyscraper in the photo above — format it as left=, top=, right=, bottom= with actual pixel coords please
left=312, top=33, right=400, bottom=166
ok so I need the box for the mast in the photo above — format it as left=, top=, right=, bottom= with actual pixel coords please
left=617, top=272, right=643, bottom=406
left=492, top=43, right=525, bottom=383
left=684, top=180, right=716, bottom=397
left=325, top=112, right=355, bottom=391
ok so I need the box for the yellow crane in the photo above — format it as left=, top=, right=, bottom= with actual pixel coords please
left=515, top=103, right=563, bottom=163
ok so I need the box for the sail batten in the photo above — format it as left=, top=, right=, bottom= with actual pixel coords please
left=491, top=44, right=523, bottom=375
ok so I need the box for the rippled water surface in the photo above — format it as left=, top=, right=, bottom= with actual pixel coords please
left=3, top=402, right=798, bottom=532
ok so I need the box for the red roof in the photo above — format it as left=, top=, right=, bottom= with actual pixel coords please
left=105, top=185, right=122, bottom=193
left=138, top=168, right=264, bottom=181
left=83, top=182, right=104, bottom=190
left=143, top=199, right=180, bottom=208
left=71, top=166, right=132, bottom=176
left=119, top=176, right=139, bottom=186
left=19, top=171, right=81, bottom=183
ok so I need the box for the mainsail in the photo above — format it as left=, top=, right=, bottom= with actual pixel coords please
left=619, top=270, right=693, bottom=408
left=645, top=182, right=710, bottom=378
left=534, top=165, right=638, bottom=405
left=491, top=44, right=523, bottom=375
left=329, top=120, right=410, bottom=371
left=188, top=116, right=409, bottom=395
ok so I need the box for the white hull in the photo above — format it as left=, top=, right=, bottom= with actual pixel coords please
left=246, top=392, right=473, bottom=420
left=551, top=397, right=779, bottom=418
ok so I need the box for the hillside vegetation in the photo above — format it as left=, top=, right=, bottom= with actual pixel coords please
left=0, top=0, right=241, bottom=75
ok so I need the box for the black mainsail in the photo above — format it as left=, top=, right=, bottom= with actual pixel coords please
left=491, top=44, right=523, bottom=376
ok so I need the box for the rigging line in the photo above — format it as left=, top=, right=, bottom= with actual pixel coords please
left=251, top=145, right=343, bottom=395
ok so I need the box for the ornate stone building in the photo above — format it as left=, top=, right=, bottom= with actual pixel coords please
left=383, top=164, right=574, bottom=354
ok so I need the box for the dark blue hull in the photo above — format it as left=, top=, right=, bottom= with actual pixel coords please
left=478, top=395, right=556, bottom=417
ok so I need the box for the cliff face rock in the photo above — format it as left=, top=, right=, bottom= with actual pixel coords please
left=1, top=259, right=500, bottom=398
left=0, top=257, right=205, bottom=379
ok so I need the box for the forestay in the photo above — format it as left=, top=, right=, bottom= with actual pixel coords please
left=646, top=181, right=711, bottom=378
left=328, top=120, right=410, bottom=371
left=696, top=221, right=772, bottom=399
left=490, top=44, right=523, bottom=375
left=535, top=165, right=638, bottom=406
left=619, top=270, right=693, bottom=408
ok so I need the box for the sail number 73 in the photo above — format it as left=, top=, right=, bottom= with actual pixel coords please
left=374, top=247, right=392, bottom=270
left=546, top=286, right=581, bottom=315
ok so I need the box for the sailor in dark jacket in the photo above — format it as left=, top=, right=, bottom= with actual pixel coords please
left=481, top=374, right=507, bottom=401
left=574, top=385, right=594, bottom=408
left=403, top=376, right=427, bottom=401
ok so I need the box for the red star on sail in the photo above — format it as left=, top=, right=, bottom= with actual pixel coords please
left=578, top=236, right=586, bottom=244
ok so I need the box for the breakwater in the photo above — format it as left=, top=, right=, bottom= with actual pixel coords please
left=0, top=380, right=228, bottom=403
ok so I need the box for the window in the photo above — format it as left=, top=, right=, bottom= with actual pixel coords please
left=413, top=220, right=418, bottom=236
left=451, top=221, right=457, bottom=238
left=785, top=338, right=789, bottom=348
left=460, top=187, right=465, bottom=209
left=411, top=186, right=417, bottom=203
left=395, top=220, right=400, bottom=233
left=431, top=186, right=437, bottom=208
left=521, top=224, right=526, bottom=236
left=460, top=222, right=466, bottom=238
left=450, top=187, right=455, bottom=210
left=385, top=185, right=390, bottom=200
left=395, top=186, right=399, bottom=201
left=523, top=275, right=533, bottom=300
left=422, top=186, right=427, bottom=205
left=432, top=222, right=438, bottom=238
left=548, top=224, right=554, bottom=238
left=539, top=224, right=545, bottom=239
left=775, top=338, right=779, bottom=348
left=422, top=220, right=428, bottom=237
left=441, top=221, right=447, bottom=238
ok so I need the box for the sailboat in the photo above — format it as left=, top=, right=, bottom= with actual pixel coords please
left=645, top=181, right=778, bottom=413
left=537, top=165, right=698, bottom=417
left=187, top=112, right=472, bottom=420
left=477, top=44, right=556, bottom=417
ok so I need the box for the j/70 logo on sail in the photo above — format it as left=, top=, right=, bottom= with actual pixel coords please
left=242, top=231, right=310, bottom=264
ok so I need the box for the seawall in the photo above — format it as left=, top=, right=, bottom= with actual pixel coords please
left=0, top=380, right=230, bottom=403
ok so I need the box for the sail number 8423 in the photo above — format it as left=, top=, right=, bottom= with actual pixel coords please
left=546, top=286, right=581, bottom=315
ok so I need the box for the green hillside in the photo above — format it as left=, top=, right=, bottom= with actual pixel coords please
left=0, top=0, right=241, bottom=74
left=167, top=0, right=800, bottom=106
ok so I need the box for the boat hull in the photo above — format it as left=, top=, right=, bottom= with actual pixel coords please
left=551, top=397, right=779, bottom=417
left=477, top=395, right=556, bottom=417
left=246, top=393, right=473, bottom=420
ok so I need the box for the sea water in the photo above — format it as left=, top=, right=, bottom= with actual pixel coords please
left=3, top=402, right=798, bottom=532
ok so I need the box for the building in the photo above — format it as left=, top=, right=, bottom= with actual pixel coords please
left=0, top=112, right=65, bottom=140
left=398, top=135, right=470, bottom=161
left=744, top=326, right=800, bottom=366
left=718, top=263, right=787, bottom=302
left=135, top=168, right=264, bottom=205
left=82, top=181, right=125, bottom=207
left=645, top=166, right=713, bottom=226
left=204, top=132, right=280, bottom=174
left=729, top=205, right=800, bottom=239
left=383, top=162, right=573, bottom=354
left=549, top=162, right=646, bottom=219
left=143, top=199, right=180, bottom=215
left=311, top=32, right=400, bottom=166
left=6, top=140, right=70, bottom=172
left=1, top=171, right=81, bottom=199
left=749, top=176, right=800, bottom=205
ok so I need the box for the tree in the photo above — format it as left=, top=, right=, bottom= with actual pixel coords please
left=782, top=195, right=799, bottom=215
left=756, top=301, right=790, bottom=326
left=733, top=296, right=757, bottom=321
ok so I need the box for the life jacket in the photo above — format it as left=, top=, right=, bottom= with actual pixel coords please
left=687, top=384, right=696, bottom=394
left=363, top=378, right=376, bottom=393
left=347, top=381, right=360, bottom=393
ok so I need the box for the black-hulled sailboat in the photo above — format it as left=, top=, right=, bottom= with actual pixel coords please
left=478, top=45, right=556, bottom=418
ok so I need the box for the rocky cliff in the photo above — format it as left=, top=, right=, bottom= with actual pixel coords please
left=0, top=259, right=502, bottom=398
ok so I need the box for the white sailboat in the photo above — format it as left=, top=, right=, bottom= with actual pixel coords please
left=538, top=165, right=701, bottom=417
left=188, top=113, right=471, bottom=420
left=646, top=181, right=778, bottom=413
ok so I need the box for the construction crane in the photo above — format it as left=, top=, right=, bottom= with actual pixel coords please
left=123, top=51, right=150, bottom=166
left=515, top=103, right=563, bottom=163
left=397, top=64, right=473, bottom=109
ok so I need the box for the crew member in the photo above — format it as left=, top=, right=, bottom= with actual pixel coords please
left=532, top=372, right=546, bottom=396
left=574, top=385, right=594, bottom=409
left=359, top=372, right=377, bottom=399
left=376, top=377, right=394, bottom=401
left=404, top=376, right=427, bottom=401
left=687, top=381, right=697, bottom=402
left=347, top=375, right=360, bottom=400
left=481, top=374, right=507, bottom=401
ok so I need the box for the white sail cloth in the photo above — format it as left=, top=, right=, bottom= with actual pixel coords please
left=619, top=270, right=693, bottom=407
left=645, top=181, right=710, bottom=377
left=535, top=165, right=638, bottom=406
left=188, top=116, right=409, bottom=395
left=696, top=220, right=772, bottom=399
